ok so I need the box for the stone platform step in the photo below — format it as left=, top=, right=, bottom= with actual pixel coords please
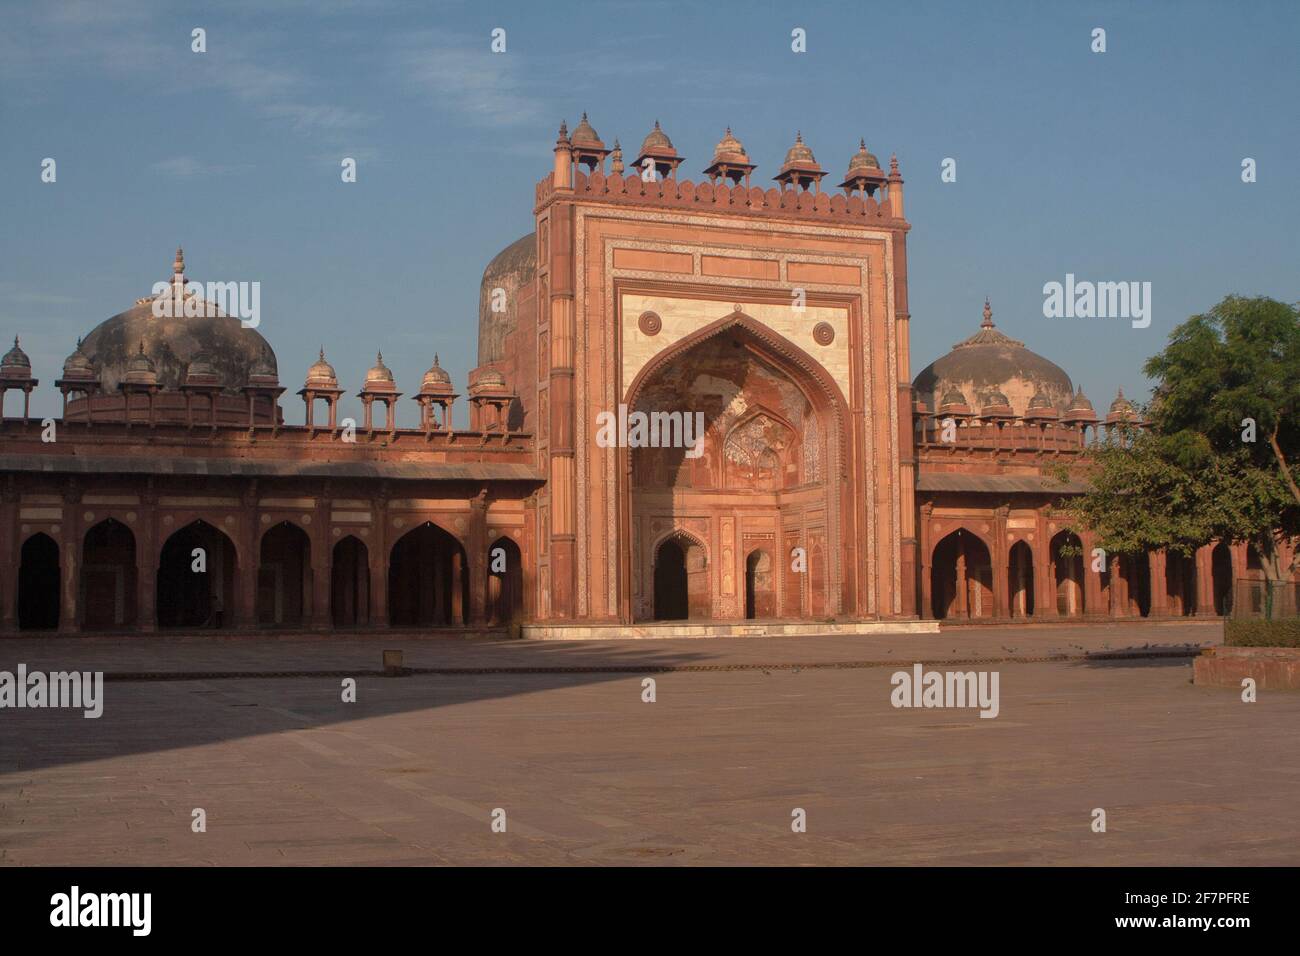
left=520, top=619, right=940, bottom=640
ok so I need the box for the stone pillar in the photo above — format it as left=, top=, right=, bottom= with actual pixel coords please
left=918, top=504, right=934, bottom=619
left=992, top=507, right=1010, bottom=619
left=1082, top=532, right=1105, bottom=619
left=134, top=491, right=157, bottom=633
left=547, top=200, right=577, bottom=619
left=1195, top=544, right=1214, bottom=615
left=370, top=493, right=389, bottom=627
left=1149, top=551, right=1169, bottom=618
left=0, top=484, right=17, bottom=632
left=237, top=486, right=260, bottom=629
left=310, top=502, right=331, bottom=630
left=58, top=485, right=82, bottom=634
left=467, top=491, right=488, bottom=626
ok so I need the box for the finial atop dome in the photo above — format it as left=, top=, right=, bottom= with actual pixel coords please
left=173, top=247, right=185, bottom=275
left=982, top=298, right=993, bottom=328
left=610, top=139, right=624, bottom=176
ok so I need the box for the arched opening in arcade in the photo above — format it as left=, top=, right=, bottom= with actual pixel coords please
left=1211, top=541, right=1234, bottom=615
left=157, top=520, right=237, bottom=628
left=17, top=533, right=60, bottom=630
left=1050, top=530, right=1085, bottom=617
left=331, top=535, right=369, bottom=628
left=1164, top=550, right=1197, bottom=616
left=627, top=315, right=844, bottom=622
left=744, top=548, right=774, bottom=619
left=931, top=529, right=993, bottom=621
left=388, top=521, right=468, bottom=627
left=80, top=518, right=137, bottom=629
left=1008, top=540, right=1035, bottom=618
left=258, top=521, right=311, bottom=627
left=487, top=535, right=523, bottom=626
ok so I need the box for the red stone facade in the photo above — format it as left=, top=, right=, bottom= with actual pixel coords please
left=2, top=120, right=1295, bottom=634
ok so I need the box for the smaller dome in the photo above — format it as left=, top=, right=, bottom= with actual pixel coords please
left=1062, top=386, right=1097, bottom=423
left=711, top=127, right=750, bottom=165
left=939, top=387, right=970, bottom=411
left=782, top=131, right=817, bottom=167
left=61, top=338, right=97, bottom=380
left=1, top=336, right=32, bottom=380
left=980, top=387, right=1015, bottom=418
left=247, top=348, right=279, bottom=387
left=422, top=353, right=453, bottom=390
left=123, top=341, right=158, bottom=386
left=471, top=368, right=507, bottom=394
left=570, top=112, right=603, bottom=148
left=365, top=352, right=394, bottom=385
left=1106, top=388, right=1139, bottom=424
left=305, top=347, right=338, bottom=389
left=639, top=120, right=674, bottom=155
left=184, top=350, right=220, bottom=386
left=1024, top=389, right=1059, bottom=420
left=846, top=139, right=882, bottom=174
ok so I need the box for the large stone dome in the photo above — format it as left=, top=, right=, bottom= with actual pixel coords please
left=912, top=300, right=1073, bottom=417
left=477, top=232, right=536, bottom=366
left=79, top=296, right=277, bottom=394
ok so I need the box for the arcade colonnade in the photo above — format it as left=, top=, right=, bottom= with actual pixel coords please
left=919, top=503, right=1277, bottom=621
left=2, top=486, right=528, bottom=633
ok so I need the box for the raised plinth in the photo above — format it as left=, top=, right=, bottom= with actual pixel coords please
left=520, top=620, right=940, bottom=641
left=1193, top=645, right=1300, bottom=690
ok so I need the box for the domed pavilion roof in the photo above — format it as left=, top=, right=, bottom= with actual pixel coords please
left=912, top=299, right=1074, bottom=418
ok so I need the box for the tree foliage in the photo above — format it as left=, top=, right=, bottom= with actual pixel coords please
left=1062, top=296, right=1300, bottom=581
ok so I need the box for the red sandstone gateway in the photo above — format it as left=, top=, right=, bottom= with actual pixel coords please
left=0, top=121, right=1279, bottom=637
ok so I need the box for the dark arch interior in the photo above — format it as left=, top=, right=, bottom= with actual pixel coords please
left=18, top=533, right=60, bottom=630
left=1050, top=531, right=1085, bottom=617
left=654, top=539, right=689, bottom=621
left=331, top=535, right=369, bottom=627
left=81, top=519, right=137, bottom=629
left=259, top=522, right=311, bottom=626
left=745, top=549, right=773, bottom=619
left=388, top=522, right=468, bottom=627
left=488, top=536, right=523, bottom=626
left=931, top=530, right=993, bottom=621
left=158, top=521, right=237, bottom=628
left=1008, top=539, right=1035, bottom=618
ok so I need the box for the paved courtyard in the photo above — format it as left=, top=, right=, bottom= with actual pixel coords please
left=2, top=621, right=1297, bottom=865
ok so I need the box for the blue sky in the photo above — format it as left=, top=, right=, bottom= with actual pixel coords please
left=2, top=0, right=1297, bottom=425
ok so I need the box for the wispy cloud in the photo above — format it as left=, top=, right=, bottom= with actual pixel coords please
left=394, top=31, right=545, bottom=128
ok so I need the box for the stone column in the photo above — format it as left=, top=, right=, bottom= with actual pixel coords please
left=134, top=490, right=157, bottom=633
left=59, top=483, right=82, bottom=634
left=918, top=503, right=934, bottom=619
left=1082, top=532, right=1105, bottom=619
left=236, top=484, right=260, bottom=629
left=992, top=507, right=1010, bottom=619
left=370, top=492, right=389, bottom=628
left=1149, top=551, right=1169, bottom=618
left=0, top=484, right=17, bottom=632
left=467, top=490, right=489, bottom=626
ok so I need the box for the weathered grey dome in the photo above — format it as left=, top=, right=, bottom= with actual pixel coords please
left=913, top=300, right=1073, bottom=418
left=1, top=336, right=32, bottom=380
left=79, top=298, right=277, bottom=394
left=478, top=232, right=536, bottom=366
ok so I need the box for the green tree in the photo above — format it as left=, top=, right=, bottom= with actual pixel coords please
left=1062, top=296, right=1300, bottom=592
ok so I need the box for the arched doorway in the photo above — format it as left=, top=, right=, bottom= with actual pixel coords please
left=1165, top=551, right=1197, bottom=616
left=1050, top=531, right=1084, bottom=617
left=654, top=538, right=689, bottom=620
left=331, top=536, right=369, bottom=627
left=1212, top=541, right=1233, bottom=615
left=388, top=521, right=468, bottom=626
left=488, top=536, right=523, bottom=626
left=744, top=549, right=773, bottom=619
left=930, top=530, right=993, bottom=620
left=157, top=521, right=237, bottom=628
left=18, top=533, right=60, bottom=630
left=1008, top=540, right=1035, bottom=618
left=259, top=522, right=311, bottom=626
left=1121, top=552, right=1152, bottom=617
left=625, top=314, right=847, bottom=623
left=81, top=519, right=137, bottom=629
